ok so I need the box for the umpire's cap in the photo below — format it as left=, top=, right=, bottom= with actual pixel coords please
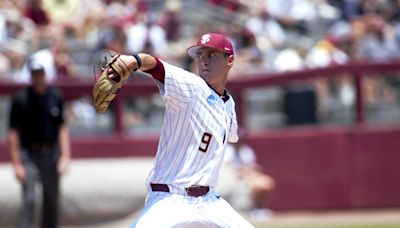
left=28, top=61, right=45, bottom=74
left=187, top=33, right=234, bottom=58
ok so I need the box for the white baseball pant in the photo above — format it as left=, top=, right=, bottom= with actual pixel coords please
left=131, top=191, right=254, bottom=228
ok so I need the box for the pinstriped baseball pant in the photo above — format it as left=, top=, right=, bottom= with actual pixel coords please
left=131, top=191, right=254, bottom=228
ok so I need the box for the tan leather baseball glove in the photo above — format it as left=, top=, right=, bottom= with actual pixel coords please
left=93, top=54, right=132, bottom=114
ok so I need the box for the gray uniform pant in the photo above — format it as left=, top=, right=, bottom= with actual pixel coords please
left=18, top=148, right=59, bottom=228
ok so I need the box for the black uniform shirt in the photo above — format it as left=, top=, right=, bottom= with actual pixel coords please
left=9, top=86, right=64, bottom=147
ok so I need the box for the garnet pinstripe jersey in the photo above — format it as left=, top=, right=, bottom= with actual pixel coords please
left=146, top=60, right=238, bottom=194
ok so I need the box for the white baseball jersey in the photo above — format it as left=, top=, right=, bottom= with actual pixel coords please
left=146, top=60, right=239, bottom=194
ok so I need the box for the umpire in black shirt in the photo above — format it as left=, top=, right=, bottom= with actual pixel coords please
left=8, top=61, right=71, bottom=228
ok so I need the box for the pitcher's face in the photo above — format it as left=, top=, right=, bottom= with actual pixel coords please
left=195, top=47, right=233, bottom=81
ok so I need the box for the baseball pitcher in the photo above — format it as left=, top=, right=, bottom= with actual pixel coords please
left=93, top=33, right=253, bottom=228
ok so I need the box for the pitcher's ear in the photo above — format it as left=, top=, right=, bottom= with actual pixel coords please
left=227, top=55, right=234, bottom=68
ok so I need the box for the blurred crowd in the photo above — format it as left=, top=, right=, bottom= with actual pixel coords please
left=1, top=0, right=400, bottom=83
left=1, top=0, right=400, bottom=135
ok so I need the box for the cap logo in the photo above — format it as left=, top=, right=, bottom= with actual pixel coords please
left=224, top=47, right=231, bottom=51
left=201, top=34, right=211, bottom=44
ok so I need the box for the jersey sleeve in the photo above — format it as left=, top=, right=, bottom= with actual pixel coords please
left=9, top=95, right=22, bottom=130
left=155, top=60, right=201, bottom=111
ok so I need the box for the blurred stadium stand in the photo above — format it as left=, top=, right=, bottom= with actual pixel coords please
left=1, top=61, right=400, bottom=211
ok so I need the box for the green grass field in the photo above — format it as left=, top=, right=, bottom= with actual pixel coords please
left=250, top=209, right=400, bottom=228
left=254, top=222, right=400, bottom=228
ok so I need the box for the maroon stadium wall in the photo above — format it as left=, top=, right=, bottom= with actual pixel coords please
left=245, top=126, right=400, bottom=210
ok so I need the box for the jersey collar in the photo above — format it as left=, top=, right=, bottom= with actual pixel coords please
left=206, top=82, right=230, bottom=102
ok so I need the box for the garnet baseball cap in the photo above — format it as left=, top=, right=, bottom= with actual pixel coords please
left=187, top=33, right=234, bottom=58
